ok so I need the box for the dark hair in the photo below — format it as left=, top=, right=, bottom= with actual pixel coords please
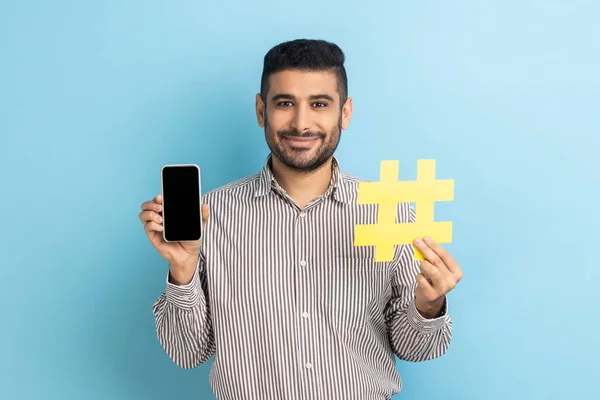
left=260, top=39, right=348, bottom=107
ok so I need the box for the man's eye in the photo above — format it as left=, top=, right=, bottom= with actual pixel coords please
left=313, top=102, right=328, bottom=108
left=277, top=101, right=293, bottom=107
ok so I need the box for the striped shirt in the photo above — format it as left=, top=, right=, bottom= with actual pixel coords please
left=152, top=155, right=452, bottom=400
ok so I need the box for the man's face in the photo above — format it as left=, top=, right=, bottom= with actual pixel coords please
left=256, top=69, right=352, bottom=172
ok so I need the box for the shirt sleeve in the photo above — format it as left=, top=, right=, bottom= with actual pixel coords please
left=152, top=253, right=216, bottom=368
left=384, top=203, right=453, bottom=362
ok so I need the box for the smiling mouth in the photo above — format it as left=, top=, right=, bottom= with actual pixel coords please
left=282, top=136, right=320, bottom=147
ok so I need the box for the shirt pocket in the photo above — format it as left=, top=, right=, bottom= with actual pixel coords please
left=320, top=257, right=390, bottom=331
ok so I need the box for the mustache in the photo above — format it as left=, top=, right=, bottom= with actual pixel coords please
left=278, top=129, right=326, bottom=139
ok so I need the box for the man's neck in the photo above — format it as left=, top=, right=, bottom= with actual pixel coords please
left=270, top=155, right=333, bottom=209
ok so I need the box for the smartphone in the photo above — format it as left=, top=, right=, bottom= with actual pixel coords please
left=160, top=164, right=202, bottom=242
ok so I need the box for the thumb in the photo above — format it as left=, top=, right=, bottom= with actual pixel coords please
left=201, top=203, right=209, bottom=225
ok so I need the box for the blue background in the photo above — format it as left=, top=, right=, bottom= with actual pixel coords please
left=2, top=1, right=598, bottom=399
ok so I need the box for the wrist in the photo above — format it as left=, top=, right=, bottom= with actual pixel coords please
left=168, top=257, right=198, bottom=286
left=415, top=296, right=446, bottom=319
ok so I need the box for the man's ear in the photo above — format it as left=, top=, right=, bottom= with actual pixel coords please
left=341, top=97, right=353, bottom=130
left=256, top=93, right=265, bottom=127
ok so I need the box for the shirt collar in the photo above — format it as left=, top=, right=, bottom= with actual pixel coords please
left=254, top=154, right=350, bottom=204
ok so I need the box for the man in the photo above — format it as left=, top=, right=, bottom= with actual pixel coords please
left=139, top=39, right=463, bottom=399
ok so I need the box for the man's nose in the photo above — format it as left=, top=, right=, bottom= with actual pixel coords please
left=290, top=104, right=311, bottom=133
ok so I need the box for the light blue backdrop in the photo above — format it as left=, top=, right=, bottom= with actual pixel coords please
left=2, top=1, right=598, bottom=399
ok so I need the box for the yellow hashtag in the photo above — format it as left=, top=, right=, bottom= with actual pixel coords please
left=354, top=160, right=454, bottom=262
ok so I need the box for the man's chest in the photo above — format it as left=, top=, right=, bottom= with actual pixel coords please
left=203, top=204, right=394, bottom=329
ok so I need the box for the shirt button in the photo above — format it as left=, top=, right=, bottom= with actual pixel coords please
left=299, top=212, right=306, bottom=218
left=302, top=312, right=309, bottom=319
left=300, top=260, right=307, bottom=267
left=182, top=295, right=190, bottom=301
left=305, top=362, right=313, bottom=369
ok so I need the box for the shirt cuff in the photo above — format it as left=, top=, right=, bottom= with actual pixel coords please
left=407, top=296, right=449, bottom=334
left=165, top=264, right=203, bottom=310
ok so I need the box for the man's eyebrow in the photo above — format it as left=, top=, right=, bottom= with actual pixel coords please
left=309, top=94, right=335, bottom=102
left=270, top=93, right=336, bottom=103
left=271, top=93, right=296, bottom=102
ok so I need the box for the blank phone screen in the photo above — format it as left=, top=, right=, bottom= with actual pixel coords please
left=161, top=165, right=201, bottom=242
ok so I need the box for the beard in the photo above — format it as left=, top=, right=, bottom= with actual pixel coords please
left=264, top=113, right=342, bottom=172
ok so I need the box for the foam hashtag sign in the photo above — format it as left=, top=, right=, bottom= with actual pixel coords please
left=354, top=160, right=454, bottom=262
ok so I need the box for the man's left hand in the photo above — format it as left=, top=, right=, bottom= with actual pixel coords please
left=412, top=236, right=463, bottom=319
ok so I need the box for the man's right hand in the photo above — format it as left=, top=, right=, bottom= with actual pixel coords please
left=139, top=194, right=209, bottom=285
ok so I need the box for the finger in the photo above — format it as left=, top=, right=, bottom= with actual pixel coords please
left=416, top=273, right=433, bottom=291
left=423, top=236, right=462, bottom=276
left=139, top=210, right=163, bottom=224
left=419, top=260, right=442, bottom=284
left=140, top=199, right=162, bottom=214
left=153, top=194, right=163, bottom=216
left=144, top=220, right=163, bottom=233
left=414, top=238, right=445, bottom=270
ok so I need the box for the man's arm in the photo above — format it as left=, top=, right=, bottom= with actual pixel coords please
left=384, top=250, right=452, bottom=362
left=384, top=203, right=458, bottom=362
left=152, top=254, right=216, bottom=369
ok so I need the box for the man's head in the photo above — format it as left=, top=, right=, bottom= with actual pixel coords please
left=256, top=39, right=353, bottom=172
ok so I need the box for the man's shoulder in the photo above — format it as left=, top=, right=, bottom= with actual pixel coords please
left=340, top=171, right=369, bottom=184
left=202, top=172, right=261, bottom=201
left=339, top=171, right=369, bottom=194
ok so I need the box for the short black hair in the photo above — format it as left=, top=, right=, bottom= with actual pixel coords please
left=260, top=39, right=348, bottom=107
